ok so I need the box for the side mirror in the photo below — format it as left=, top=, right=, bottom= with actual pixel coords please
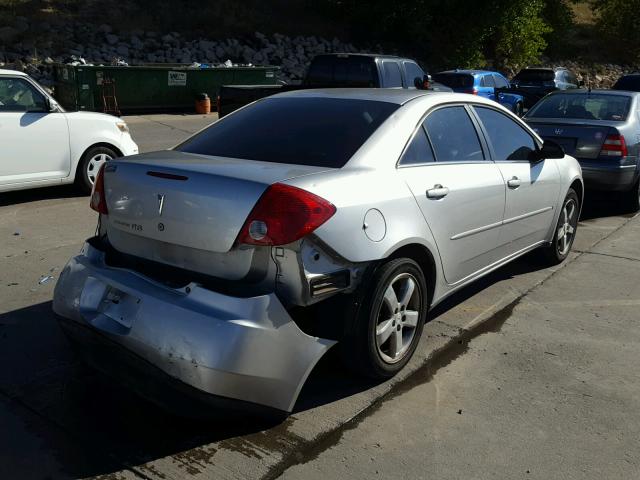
left=529, top=139, right=565, bottom=162
left=577, top=80, right=584, bottom=88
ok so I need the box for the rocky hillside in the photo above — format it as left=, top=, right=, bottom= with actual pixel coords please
left=0, top=17, right=370, bottom=87
left=0, top=15, right=633, bottom=91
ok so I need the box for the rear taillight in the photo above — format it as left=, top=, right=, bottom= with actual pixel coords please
left=464, top=88, right=478, bottom=95
left=600, top=133, right=628, bottom=157
left=89, top=164, right=109, bottom=214
left=237, top=183, right=336, bottom=246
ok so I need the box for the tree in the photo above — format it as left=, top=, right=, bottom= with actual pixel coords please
left=591, top=0, right=640, bottom=64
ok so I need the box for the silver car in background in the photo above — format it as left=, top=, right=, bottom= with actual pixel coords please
left=524, top=89, right=640, bottom=212
left=53, top=90, right=583, bottom=415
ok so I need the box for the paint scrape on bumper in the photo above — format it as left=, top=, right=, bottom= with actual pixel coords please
left=53, top=241, right=336, bottom=413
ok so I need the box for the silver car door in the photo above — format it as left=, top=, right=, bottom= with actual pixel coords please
left=397, top=104, right=506, bottom=285
left=471, top=105, right=561, bottom=257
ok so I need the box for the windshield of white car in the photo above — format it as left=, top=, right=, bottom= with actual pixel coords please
left=525, top=93, right=631, bottom=121
left=176, top=97, right=400, bottom=168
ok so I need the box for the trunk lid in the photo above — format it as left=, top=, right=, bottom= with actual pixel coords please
left=525, top=119, right=616, bottom=160
left=104, top=151, right=331, bottom=254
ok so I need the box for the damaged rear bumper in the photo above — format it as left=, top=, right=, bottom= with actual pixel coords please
left=52, top=241, right=336, bottom=413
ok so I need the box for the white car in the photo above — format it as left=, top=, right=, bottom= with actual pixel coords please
left=0, top=69, right=138, bottom=194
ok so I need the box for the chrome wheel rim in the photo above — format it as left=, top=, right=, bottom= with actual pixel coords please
left=375, top=273, right=421, bottom=364
left=86, top=153, right=112, bottom=185
left=557, top=198, right=578, bottom=256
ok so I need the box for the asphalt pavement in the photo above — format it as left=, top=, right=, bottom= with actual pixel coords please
left=0, top=114, right=638, bottom=480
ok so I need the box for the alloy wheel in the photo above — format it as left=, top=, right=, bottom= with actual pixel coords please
left=374, top=273, right=422, bottom=364
left=557, top=197, right=578, bottom=256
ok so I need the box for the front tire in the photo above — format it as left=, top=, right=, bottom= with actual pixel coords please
left=343, top=258, right=428, bottom=379
left=539, top=188, right=579, bottom=265
left=75, top=146, right=117, bottom=194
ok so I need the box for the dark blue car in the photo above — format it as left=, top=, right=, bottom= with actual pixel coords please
left=433, top=70, right=525, bottom=116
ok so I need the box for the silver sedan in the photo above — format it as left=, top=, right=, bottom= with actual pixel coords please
left=53, top=89, right=583, bottom=415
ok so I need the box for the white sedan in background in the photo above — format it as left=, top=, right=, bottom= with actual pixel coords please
left=0, top=69, right=138, bottom=194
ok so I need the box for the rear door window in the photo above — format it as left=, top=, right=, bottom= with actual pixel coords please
left=381, top=60, right=403, bottom=88
left=403, top=61, right=425, bottom=88
left=423, top=106, right=485, bottom=162
left=493, top=74, right=509, bottom=89
left=399, top=127, right=435, bottom=166
left=176, top=97, right=399, bottom=168
left=474, top=106, right=536, bottom=161
left=481, top=75, right=495, bottom=87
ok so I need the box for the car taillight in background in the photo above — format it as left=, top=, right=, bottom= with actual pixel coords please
left=89, top=164, right=109, bottom=214
left=464, top=88, right=479, bottom=95
left=600, top=133, right=628, bottom=157
left=237, top=183, right=336, bottom=246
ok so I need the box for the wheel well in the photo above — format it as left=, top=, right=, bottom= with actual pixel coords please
left=389, top=244, right=437, bottom=307
left=570, top=179, right=583, bottom=206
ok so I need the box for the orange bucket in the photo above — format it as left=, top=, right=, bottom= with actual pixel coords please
left=195, top=93, right=211, bottom=114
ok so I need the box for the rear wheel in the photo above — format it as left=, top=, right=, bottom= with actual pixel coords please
left=539, top=188, right=579, bottom=265
left=76, top=146, right=117, bottom=194
left=343, top=258, right=427, bottom=379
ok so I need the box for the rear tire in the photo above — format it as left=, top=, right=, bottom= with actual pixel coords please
left=538, top=188, right=580, bottom=265
left=343, top=258, right=428, bottom=380
left=621, top=179, right=640, bottom=214
left=75, top=146, right=117, bottom=195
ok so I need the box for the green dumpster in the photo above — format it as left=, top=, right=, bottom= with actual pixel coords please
left=53, top=63, right=280, bottom=113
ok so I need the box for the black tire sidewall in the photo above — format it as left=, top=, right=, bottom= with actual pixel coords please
left=76, top=146, right=117, bottom=195
left=350, top=258, right=428, bottom=379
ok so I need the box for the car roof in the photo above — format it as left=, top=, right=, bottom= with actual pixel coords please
left=548, top=89, right=640, bottom=97
left=270, top=88, right=447, bottom=105
left=0, top=69, right=28, bottom=76
left=518, top=67, right=567, bottom=72
left=314, top=53, right=416, bottom=62
left=437, top=69, right=502, bottom=76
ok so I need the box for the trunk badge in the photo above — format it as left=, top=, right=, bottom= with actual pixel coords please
left=554, top=128, right=563, bottom=135
left=157, top=194, right=165, bottom=216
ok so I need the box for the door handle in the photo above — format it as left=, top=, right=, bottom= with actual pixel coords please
left=426, top=184, right=450, bottom=199
left=507, top=176, right=521, bottom=189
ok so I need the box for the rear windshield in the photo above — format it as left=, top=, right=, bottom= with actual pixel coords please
left=305, top=56, right=379, bottom=87
left=513, top=69, right=555, bottom=83
left=613, top=75, right=640, bottom=92
left=176, top=97, right=399, bottom=167
left=432, top=73, right=474, bottom=89
left=526, top=93, right=631, bottom=121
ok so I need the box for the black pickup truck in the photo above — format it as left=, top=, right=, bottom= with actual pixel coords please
left=217, top=53, right=452, bottom=117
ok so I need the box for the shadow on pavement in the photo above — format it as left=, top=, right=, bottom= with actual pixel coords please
left=0, top=234, right=601, bottom=478
left=0, top=185, right=84, bottom=207
left=579, top=190, right=637, bottom=221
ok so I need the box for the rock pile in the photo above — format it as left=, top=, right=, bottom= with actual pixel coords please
left=0, top=17, right=634, bottom=89
left=0, top=18, right=367, bottom=86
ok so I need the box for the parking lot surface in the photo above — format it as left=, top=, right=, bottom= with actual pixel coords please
left=0, top=114, right=638, bottom=479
